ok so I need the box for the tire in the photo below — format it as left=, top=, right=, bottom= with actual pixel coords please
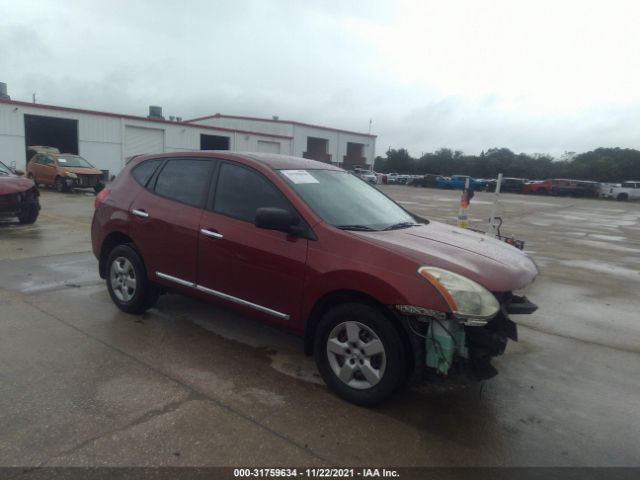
left=617, top=193, right=629, bottom=201
left=18, top=203, right=40, bottom=224
left=314, top=303, right=406, bottom=406
left=55, top=176, right=67, bottom=193
left=105, top=244, right=159, bottom=314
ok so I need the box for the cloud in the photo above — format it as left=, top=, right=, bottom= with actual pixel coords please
left=2, top=0, right=639, bottom=157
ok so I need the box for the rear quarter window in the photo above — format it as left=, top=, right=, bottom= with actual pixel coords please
left=131, top=159, right=163, bottom=187
left=153, top=159, right=213, bottom=208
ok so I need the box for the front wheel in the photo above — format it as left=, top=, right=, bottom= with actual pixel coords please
left=617, top=193, right=629, bottom=201
left=18, top=203, right=40, bottom=224
left=314, top=303, right=406, bottom=406
left=55, top=176, right=67, bottom=193
left=106, top=244, right=159, bottom=314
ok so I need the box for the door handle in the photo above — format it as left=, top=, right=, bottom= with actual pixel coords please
left=201, top=228, right=223, bottom=239
left=132, top=209, right=149, bottom=218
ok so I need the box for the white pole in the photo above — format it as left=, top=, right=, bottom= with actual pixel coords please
left=487, top=173, right=503, bottom=238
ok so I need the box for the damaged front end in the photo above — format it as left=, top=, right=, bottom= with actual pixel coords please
left=0, top=186, right=40, bottom=218
left=395, top=292, right=537, bottom=385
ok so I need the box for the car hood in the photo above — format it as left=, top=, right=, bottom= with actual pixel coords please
left=0, top=176, right=35, bottom=195
left=355, top=221, right=539, bottom=292
left=61, top=167, right=102, bottom=175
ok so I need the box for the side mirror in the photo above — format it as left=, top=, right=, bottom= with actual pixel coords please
left=14, top=169, right=25, bottom=176
left=255, top=207, right=301, bottom=235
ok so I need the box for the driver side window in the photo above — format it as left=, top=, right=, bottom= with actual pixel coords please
left=213, top=162, right=293, bottom=223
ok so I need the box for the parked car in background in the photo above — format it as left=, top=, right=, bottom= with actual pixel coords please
left=353, top=168, right=377, bottom=184
left=486, top=177, right=527, bottom=193
left=0, top=159, right=40, bottom=224
left=550, top=179, right=599, bottom=197
left=436, top=175, right=486, bottom=190
left=597, top=183, right=621, bottom=198
left=92, top=152, right=538, bottom=405
left=522, top=179, right=596, bottom=196
left=522, top=180, right=549, bottom=194
left=409, top=174, right=442, bottom=188
left=26, top=145, right=60, bottom=163
left=396, top=174, right=410, bottom=185
left=608, top=181, right=640, bottom=201
left=27, top=153, right=105, bottom=193
left=386, top=173, right=399, bottom=184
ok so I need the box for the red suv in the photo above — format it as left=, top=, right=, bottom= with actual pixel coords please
left=91, top=152, right=538, bottom=405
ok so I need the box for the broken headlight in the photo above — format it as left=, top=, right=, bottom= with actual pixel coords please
left=418, top=266, right=500, bottom=320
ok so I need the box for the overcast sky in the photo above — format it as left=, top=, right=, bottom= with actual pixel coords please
left=2, top=0, right=639, bottom=157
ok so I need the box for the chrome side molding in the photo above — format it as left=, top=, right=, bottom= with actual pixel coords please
left=155, top=271, right=289, bottom=320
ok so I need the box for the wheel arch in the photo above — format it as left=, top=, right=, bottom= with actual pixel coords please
left=303, top=289, right=414, bottom=373
left=99, top=231, right=135, bottom=278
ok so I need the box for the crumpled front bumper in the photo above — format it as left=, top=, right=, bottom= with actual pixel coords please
left=0, top=188, right=40, bottom=216
left=395, top=293, right=538, bottom=385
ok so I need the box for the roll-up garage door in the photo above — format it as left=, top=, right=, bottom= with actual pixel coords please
left=256, top=140, right=281, bottom=154
left=124, top=126, right=165, bottom=158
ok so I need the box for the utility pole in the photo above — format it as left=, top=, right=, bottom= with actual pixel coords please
left=32, top=93, right=36, bottom=104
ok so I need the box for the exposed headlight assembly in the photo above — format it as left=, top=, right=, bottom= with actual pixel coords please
left=418, top=266, right=500, bottom=321
left=66, top=172, right=78, bottom=179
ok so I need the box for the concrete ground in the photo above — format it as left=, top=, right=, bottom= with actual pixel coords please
left=0, top=186, right=639, bottom=467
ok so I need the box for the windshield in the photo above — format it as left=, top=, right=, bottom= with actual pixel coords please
left=0, top=161, right=13, bottom=176
left=279, top=169, right=418, bottom=231
left=56, top=156, right=94, bottom=168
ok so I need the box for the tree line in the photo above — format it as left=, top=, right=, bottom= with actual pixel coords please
left=373, top=147, right=640, bottom=183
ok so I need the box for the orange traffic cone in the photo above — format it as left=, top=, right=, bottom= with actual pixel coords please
left=457, top=189, right=469, bottom=229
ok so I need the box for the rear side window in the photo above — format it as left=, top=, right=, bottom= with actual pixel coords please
left=213, top=163, right=292, bottom=223
left=154, top=159, right=213, bottom=208
left=131, top=159, right=163, bottom=187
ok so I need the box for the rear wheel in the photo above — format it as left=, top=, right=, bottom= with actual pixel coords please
left=55, top=176, right=67, bottom=193
left=617, top=193, right=629, bottom=201
left=106, top=244, right=159, bottom=314
left=314, top=303, right=406, bottom=406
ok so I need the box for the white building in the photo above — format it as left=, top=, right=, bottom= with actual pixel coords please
left=0, top=86, right=376, bottom=176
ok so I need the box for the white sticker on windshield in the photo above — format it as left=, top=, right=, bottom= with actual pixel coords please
left=281, top=170, right=319, bottom=184
left=58, top=158, right=67, bottom=163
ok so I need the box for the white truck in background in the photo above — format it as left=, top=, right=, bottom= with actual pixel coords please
left=608, top=181, right=640, bottom=201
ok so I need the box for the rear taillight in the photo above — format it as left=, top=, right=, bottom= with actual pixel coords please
left=95, top=188, right=110, bottom=209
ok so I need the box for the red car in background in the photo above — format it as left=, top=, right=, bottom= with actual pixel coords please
left=91, top=152, right=539, bottom=405
left=0, top=160, right=40, bottom=224
left=522, top=179, right=554, bottom=194
left=523, top=179, right=599, bottom=197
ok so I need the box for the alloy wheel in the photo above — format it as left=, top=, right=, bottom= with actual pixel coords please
left=109, top=256, right=137, bottom=302
left=326, top=321, right=387, bottom=390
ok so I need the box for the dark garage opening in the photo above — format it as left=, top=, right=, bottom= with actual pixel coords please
left=303, top=137, right=331, bottom=163
left=24, top=114, right=79, bottom=162
left=200, top=134, right=230, bottom=150
left=343, top=142, right=365, bottom=169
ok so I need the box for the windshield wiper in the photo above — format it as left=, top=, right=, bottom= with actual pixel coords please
left=336, top=224, right=377, bottom=231
left=382, top=221, right=421, bottom=231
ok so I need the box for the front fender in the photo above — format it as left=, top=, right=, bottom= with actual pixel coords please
left=300, top=267, right=452, bottom=327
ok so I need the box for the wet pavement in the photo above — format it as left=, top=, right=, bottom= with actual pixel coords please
left=0, top=187, right=639, bottom=467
